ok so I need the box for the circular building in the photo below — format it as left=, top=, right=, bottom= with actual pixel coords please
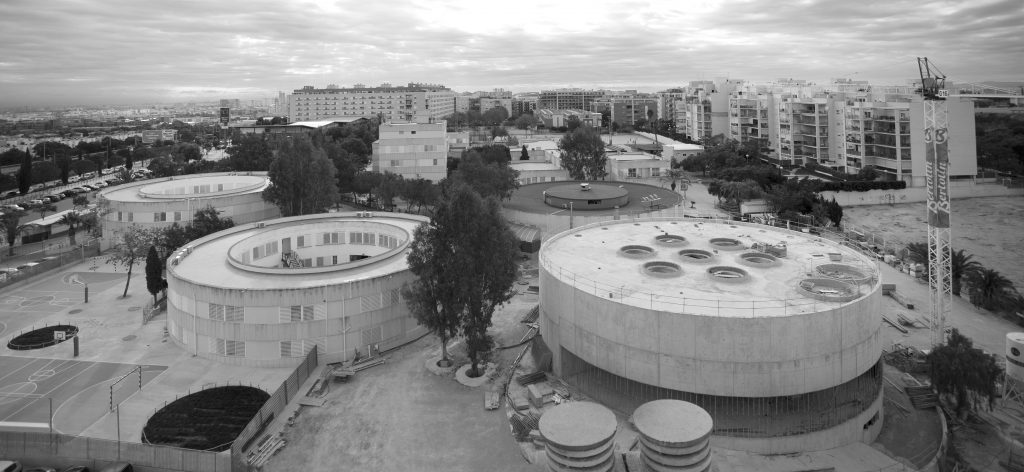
left=165, top=212, right=429, bottom=367
left=97, top=172, right=280, bottom=248
left=543, top=183, right=630, bottom=211
left=538, top=218, right=884, bottom=454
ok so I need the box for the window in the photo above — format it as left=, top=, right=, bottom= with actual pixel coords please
left=127, top=212, right=133, bottom=222
left=117, top=211, right=122, bottom=221
left=297, top=235, right=305, bottom=247
left=282, top=305, right=316, bottom=322
left=210, top=338, right=245, bottom=357
left=332, top=255, right=338, bottom=265
left=651, top=168, right=661, bottom=177
left=411, top=130, right=417, bottom=134
left=155, top=212, right=166, bottom=222
left=432, top=159, right=438, bottom=166
left=391, top=160, right=400, bottom=167
left=174, top=211, right=182, bottom=221
left=627, top=168, right=637, bottom=178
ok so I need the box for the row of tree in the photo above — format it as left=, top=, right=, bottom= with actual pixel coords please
left=904, top=243, right=1022, bottom=313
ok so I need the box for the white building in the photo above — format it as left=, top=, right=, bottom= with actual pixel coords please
left=372, top=121, right=449, bottom=182
left=288, top=83, right=455, bottom=123
left=165, top=212, right=430, bottom=367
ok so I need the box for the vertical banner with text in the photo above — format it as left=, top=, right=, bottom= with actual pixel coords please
left=924, top=126, right=950, bottom=228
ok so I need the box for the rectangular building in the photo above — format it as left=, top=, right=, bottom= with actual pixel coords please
left=289, top=83, right=455, bottom=123
left=372, top=121, right=449, bottom=182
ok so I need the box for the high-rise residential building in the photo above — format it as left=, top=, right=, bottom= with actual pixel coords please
left=592, top=94, right=660, bottom=128
left=728, top=87, right=770, bottom=153
left=537, top=89, right=605, bottom=111
left=680, top=79, right=739, bottom=142
left=371, top=121, right=448, bottom=182
left=289, top=83, right=455, bottom=123
left=656, top=89, right=685, bottom=122
left=776, top=95, right=833, bottom=168
left=512, top=94, right=539, bottom=116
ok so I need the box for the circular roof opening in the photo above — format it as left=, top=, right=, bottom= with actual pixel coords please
left=678, top=249, right=715, bottom=263
left=709, top=238, right=744, bottom=251
left=643, top=261, right=682, bottom=278
left=815, top=264, right=872, bottom=284
left=706, top=266, right=749, bottom=283
left=620, top=245, right=655, bottom=259
left=654, top=234, right=688, bottom=246
left=797, top=277, right=859, bottom=302
left=738, top=251, right=780, bottom=268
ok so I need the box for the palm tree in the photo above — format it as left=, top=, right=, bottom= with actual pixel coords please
left=951, top=249, right=981, bottom=297
left=966, top=268, right=1017, bottom=312
left=58, top=212, right=82, bottom=246
left=904, top=241, right=929, bottom=270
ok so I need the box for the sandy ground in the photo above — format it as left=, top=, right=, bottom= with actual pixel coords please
left=843, top=195, right=1024, bottom=290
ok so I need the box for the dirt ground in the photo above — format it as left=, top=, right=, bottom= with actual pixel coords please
left=265, top=272, right=544, bottom=472
left=843, top=195, right=1024, bottom=290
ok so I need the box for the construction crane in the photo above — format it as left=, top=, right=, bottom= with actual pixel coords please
left=917, top=57, right=952, bottom=347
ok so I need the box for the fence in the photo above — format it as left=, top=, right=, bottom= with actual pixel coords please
left=0, top=431, right=231, bottom=471
left=230, top=345, right=319, bottom=470
left=0, top=239, right=101, bottom=290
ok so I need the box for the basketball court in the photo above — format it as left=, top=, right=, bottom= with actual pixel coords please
left=0, top=271, right=123, bottom=340
left=0, top=356, right=166, bottom=435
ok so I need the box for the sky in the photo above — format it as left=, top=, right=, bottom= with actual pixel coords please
left=0, top=0, right=1021, bottom=107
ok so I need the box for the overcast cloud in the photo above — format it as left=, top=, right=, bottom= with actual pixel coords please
left=0, top=0, right=1021, bottom=107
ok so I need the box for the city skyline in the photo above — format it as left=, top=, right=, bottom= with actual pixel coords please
left=1, top=0, right=1022, bottom=107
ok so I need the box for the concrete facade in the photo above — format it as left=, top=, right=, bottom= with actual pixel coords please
left=165, top=212, right=430, bottom=367
left=96, top=173, right=280, bottom=247
left=372, top=121, right=449, bottom=182
left=538, top=218, right=884, bottom=453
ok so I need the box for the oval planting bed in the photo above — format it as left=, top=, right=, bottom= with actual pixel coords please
left=142, top=386, right=269, bottom=452
left=7, top=325, right=79, bottom=350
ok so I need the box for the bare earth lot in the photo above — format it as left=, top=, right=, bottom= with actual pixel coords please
left=843, top=195, right=1024, bottom=290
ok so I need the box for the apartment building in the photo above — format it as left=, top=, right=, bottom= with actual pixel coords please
left=479, top=97, right=513, bottom=114
left=537, top=89, right=605, bottom=111
left=728, top=87, right=770, bottom=153
left=592, top=95, right=660, bottom=128
left=536, top=109, right=602, bottom=129
left=679, top=79, right=739, bottom=142
left=371, top=121, right=449, bottom=182
left=656, top=89, right=685, bottom=123
left=289, top=83, right=455, bottom=123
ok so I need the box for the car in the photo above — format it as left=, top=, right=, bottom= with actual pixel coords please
left=58, top=467, right=89, bottom=472
left=46, top=194, right=63, bottom=202
left=1, top=204, right=23, bottom=211
left=16, top=262, right=39, bottom=270
left=24, top=467, right=57, bottom=472
left=93, top=181, right=108, bottom=188
left=3, top=190, right=19, bottom=198
left=0, top=460, right=22, bottom=472
left=69, top=175, right=81, bottom=183
left=68, top=187, right=86, bottom=194
left=0, top=268, right=18, bottom=276
left=96, top=463, right=132, bottom=472
left=59, top=191, right=76, bottom=199
left=81, top=185, right=98, bottom=191
left=27, top=199, right=45, bottom=206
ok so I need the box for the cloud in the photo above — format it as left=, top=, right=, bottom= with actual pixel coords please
left=0, top=0, right=1021, bottom=106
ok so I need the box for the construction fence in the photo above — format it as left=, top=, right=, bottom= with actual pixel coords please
left=230, top=345, right=319, bottom=470
left=0, top=431, right=230, bottom=471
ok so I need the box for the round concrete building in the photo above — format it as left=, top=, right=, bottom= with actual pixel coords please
left=538, top=218, right=884, bottom=453
left=165, top=212, right=428, bottom=367
left=97, top=172, right=280, bottom=247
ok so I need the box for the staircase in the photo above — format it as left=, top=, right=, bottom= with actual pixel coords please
left=282, top=251, right=302, bottom=268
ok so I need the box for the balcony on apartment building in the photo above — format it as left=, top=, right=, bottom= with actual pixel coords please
left=870, top=157, right=913, bottom=173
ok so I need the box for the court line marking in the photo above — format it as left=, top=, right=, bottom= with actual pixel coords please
left=51, top=365, right=169, bottom=436
left=0, top=362, right=98, bottom=423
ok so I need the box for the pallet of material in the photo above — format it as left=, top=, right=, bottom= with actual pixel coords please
left=905, top=385, right=938, bottom=409
left=882, top=315, right=909, bottom=334
left=484, top=390, right=501, bottom=410
left=248, top=434, right=286, bottom=467
left=886, top=290, right=915, bottom=309
left=516, top=371, right=547, bottom=386
left=351, top=357, right=385, bottom=372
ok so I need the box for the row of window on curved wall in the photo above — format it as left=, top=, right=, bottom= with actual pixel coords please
left=115, top=211, right=185, bottom=223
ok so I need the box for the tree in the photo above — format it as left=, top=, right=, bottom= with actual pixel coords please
left=17, top=149, right=32, bottom=195
left=107, top=225, right=156, bottom=298
left=263, top=136, right=339, bottom=216
left=0, top=210, right=25, bottom=256
left=951, top=249, right=981, bottom=297
left=147, top=157, right=177, bottom=178
left=558, top=126, right=607, bottom=181
left=966, top=268, right=1017, bottom=312
left=72, top=195, right=90, bottom=209
left=448, top=151, right=520, bottom=201
left=403, top=184, right=519, bottom=376
left=36, top=203, right=57, bottom=220
left=32, top=161, right=60, bottom=185
left=170, top=143, right=202, bottom=163
left=56, top=152, right=71, bottom=185
left=514, top=114, right=536, bottom=130
left=400, top=178, right=439, bottom=213
left=145, top=245, right=167, bottom=305
left=58, top=212, right=81, bottom=245
left=225, top=134, right=274, bottom=171
left=188, top=206, right=234, bottom=239
left=904, top=242, right=929, bottom=274
left=566, top=115, right=582, bottom=131
left=927, top=329, right=1001, bottom=418
left=520, top=145, right=530, bottom=161
left=482, top=106, right=510, bottom=126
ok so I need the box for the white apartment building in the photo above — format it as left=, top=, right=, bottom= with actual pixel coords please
left=371, top=121, right=449, bottom=182
left=289, top=83, right=455, bottom=123
left=680, top=79, right=739, bottom=142
left=479, top=97, right=513, bottom=114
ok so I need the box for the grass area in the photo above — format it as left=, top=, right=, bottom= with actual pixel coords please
left=7, top=324, right=78, bottom=350
left=143, top=385, right=269, bottom=452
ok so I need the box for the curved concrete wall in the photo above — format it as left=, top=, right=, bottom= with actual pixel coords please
left=540, top=264, right=883, bottom=398
left=710, top=388, right=884, bottom=454
left=166, top=267, right=425, bottom=367
left=98, top=173, right=280, bottom=245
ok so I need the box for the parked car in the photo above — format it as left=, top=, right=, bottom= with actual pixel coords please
left=96, top=463, right=132, bottom=472
left=92, top=181, right=108, bottom=188
left=2, top=190, right=19, bottom=198
left=1, top=204, right=23, bottom=211
left=16, top=262, right=39, bottom=270
left=59, top=467, right=89, bottom=472
left=81, top=185, right=98, bottom=191
left=26, top=199, right=45, bottom=207
left=0, top=460, right=22, bottom=472
left=59, top=191, right=76, bottom=199
left=24, top=467, right=56, bottom=472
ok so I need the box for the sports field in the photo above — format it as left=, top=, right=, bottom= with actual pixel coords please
left=0, top=271, right=123, bottom=340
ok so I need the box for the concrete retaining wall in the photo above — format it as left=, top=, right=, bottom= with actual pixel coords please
left=821, top=181, right=1024, bottom=207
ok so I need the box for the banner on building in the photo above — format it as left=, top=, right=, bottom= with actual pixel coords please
left=220, top=107, right=230, bottom=125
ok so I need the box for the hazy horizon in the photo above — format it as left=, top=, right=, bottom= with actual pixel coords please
left=1, top=0, right=1022, bottom=108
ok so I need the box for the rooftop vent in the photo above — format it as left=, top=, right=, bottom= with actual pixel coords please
left=706, top=266, right=749, bottom=283
left=619, top=245, right=655, bottom=259
left=643, top=261, right=682, bottom=278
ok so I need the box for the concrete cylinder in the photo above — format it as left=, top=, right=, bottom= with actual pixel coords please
left=539, top=402, right=618, bottom=472
left=633, top=400, right=713, bottom=472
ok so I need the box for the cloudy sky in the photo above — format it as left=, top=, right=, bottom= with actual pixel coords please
left=1, top=0, right=1021, bottom=107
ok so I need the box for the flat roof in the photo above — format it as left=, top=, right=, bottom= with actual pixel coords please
left=541, top=218, right=879, bottom=317
left=170, top=212, right=427, bottom=290
left=98, top=173, right=270, bottom=203
left=288, top=117, right=366, bottom=128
